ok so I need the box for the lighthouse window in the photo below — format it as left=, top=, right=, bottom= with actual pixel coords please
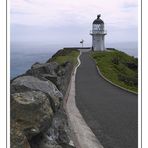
left=100, top=24, right=104, bottom=30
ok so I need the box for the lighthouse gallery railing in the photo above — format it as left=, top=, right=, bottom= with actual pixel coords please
left=90, top=30, right=107, bottom=35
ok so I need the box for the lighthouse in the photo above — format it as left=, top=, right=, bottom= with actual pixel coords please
left=90, top=14, right=107, bottom=51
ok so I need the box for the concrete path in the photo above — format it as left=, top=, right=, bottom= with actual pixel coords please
left=66, top=53, right=103, bottom=148
left=75, top=52, right=138, bottom=148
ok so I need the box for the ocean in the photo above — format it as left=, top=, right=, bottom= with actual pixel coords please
left=10, top=43, right=61, bottom=79
left=10, top=42, right=138, bottom=79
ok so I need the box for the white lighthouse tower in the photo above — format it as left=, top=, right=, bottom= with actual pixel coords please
left=90, top=14, right=107, bottom=51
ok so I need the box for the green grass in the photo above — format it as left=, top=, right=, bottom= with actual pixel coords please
left=52, top=48, right=80, bottom=66
left=91, top=49, right=138, bottom=93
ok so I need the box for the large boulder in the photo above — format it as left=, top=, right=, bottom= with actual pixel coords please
left=27, top=62, right=58, bottom=76
left=25, top=61, right=73, bottom=97
left=11, top=76, right=63, bottom=111
left=11, top=91, right=53, bottom=148
left=26, top=62, right=59, bottom=84
left=11, top=121, right=31, bottom=148
left=29, top=108, right=75, bottom=148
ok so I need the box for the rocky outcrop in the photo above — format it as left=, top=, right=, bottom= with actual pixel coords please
left=10, top=49, right=77, bottom=148
left=26, top=62, right=59, bottom=84
left=11, top=91, right=53, bottom=148
left=11, top=76, right=63, bottom=111
left=25, top=61, right=73, bottom=97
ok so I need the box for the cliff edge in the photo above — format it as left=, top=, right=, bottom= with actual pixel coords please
left=10, top=48, right=79, bottom=148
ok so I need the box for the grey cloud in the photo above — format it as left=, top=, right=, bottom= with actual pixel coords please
left=122, top=3, right=138, bottom=9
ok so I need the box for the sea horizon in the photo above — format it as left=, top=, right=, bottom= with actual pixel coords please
left=10, top=41, right=138, bottom=79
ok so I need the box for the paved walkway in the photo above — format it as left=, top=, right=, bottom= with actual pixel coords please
left=75, top=52, right=138, bottom=148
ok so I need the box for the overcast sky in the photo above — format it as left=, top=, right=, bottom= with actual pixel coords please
left=11, top=0, right=138, bottom=46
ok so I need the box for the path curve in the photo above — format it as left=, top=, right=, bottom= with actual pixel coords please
left=66, top=52, right=103, bottom=148
left=75, top=52, right=138, bottom=148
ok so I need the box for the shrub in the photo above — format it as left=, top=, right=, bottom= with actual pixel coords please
left=125, top=62, right=138, bottom=70
left=118, top=74, right=138, bottom=86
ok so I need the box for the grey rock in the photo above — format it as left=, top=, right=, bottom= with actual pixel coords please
left=11, top=76, right=63, bottom=111
left=42, top=74, right=58, bottom=85
left=56, top=62, right=73, bottom=95
left=26, top=62, right=58, bottom=77
left=47, top=109, right=70, bottom=145
left=24, top=61, right=73, bottom=97
left=10, top=51, right=77, bottom=148
left=11, top=125, right=31, bottom=148
left=11, top=91, right=53, bottom=140
left=11, top=91, right=54, bottom=148
left=29, top=108, right=75, bottom=148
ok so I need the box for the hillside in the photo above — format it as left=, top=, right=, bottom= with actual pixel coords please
left=47, top=48, right=79, bottom=65
left=91, top=49, right=138, bottom=93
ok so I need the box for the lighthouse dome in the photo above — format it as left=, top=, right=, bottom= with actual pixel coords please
left=93, top=14, right=104, bottom=24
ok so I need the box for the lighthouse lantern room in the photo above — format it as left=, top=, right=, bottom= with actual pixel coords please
left=90, top=14, right=107, bottom=51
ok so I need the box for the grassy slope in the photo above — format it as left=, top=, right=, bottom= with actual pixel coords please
left=50, top=48, right=80, bottom=65
left=91, top=49, right=138, bottom=93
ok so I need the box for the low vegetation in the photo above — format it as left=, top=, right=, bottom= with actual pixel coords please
left=91, top=49, right=138, bottom=93
left=48, top=48, right=80, bottom=65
